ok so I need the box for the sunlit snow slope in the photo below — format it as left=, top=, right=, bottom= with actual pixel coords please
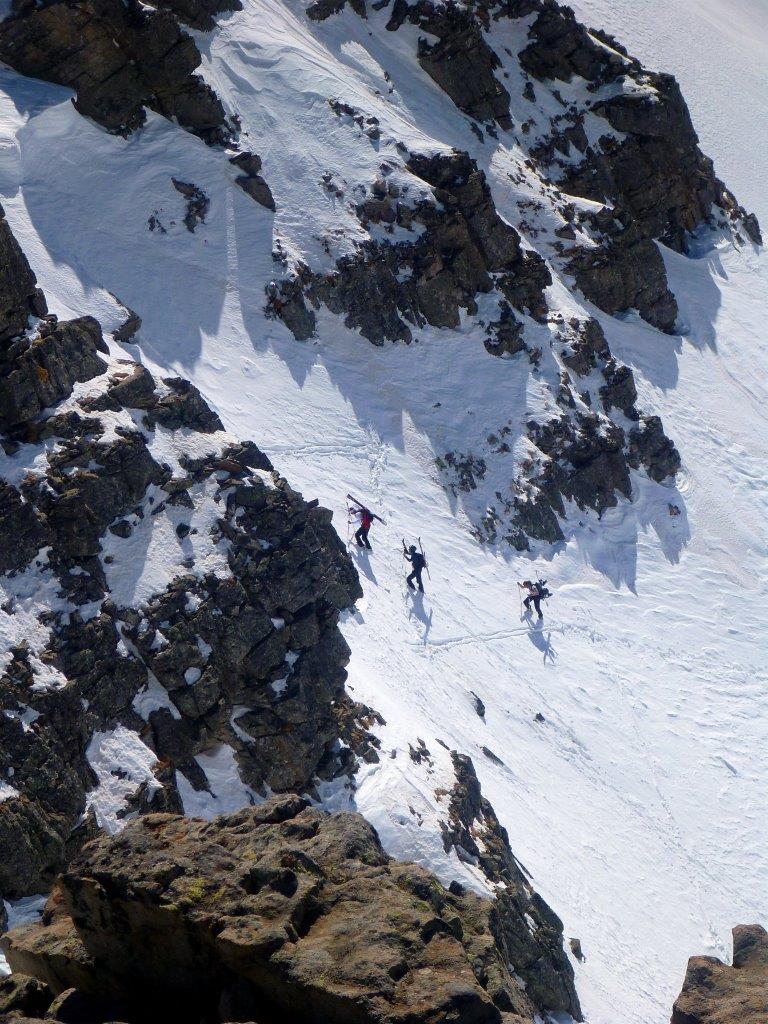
left=0, top=1, right=766, bottom=1022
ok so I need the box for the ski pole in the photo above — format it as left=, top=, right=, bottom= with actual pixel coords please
left=418, top=536, right=431, bottom=579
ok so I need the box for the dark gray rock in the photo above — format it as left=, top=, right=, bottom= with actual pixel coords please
left=441, top=753, right=582, bottom=1018
left=529, top=412, right=631, bottom=515
left=559, top=318, right=609, bottom=376
left=519, top=1, right=752, bottom=247
left=627, top=415, right=681, bottom=482
left=0, top=202, right=43, bottom=344
left=0, top=0, right=231, bottom=143
left=408, top=3, right=512, bottom=127
left=171, top=178, right=210, bottom=232
left=152, top=0, right=241, bottom=31
left=276, top=150, right=550, bottom=345
left=0, top=318, right=106, bottom=431
left=0, top=481, right=50, bottom=574
left=112, top=306, right=142, bottom=345
left=230, top=152, right=276, bottom=211
left=568, top=222, right=678, bottom=334
left=144, top=377, right=224, bottom=432
left=600, top=359, right=638, bottom=415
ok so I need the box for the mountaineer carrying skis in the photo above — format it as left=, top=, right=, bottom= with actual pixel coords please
left=518, top=579, right=550, bottom=619
left=347, top=494, right=384, bottom=550
left=403, top=540, right=427, bottom=593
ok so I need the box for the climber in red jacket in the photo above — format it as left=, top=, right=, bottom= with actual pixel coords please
left=354, top=505, right=374, bottom=549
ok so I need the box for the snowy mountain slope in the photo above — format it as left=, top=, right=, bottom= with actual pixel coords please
left=0, top=1, right=766, bottom=1022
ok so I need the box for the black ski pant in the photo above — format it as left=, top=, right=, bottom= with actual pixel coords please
left=524, top=594, right=542, bottom=616
left=407, top=568, right=424, bottom=592
left=355, top=524, right=371, bottom=549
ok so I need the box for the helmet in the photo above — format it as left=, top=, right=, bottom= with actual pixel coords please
left=409, top=545, right=417, bottom=553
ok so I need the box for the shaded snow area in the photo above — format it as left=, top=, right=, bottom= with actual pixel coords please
left=0, top=895, right=47, bottom=976
left=0, top=1, right=765, bottom=1022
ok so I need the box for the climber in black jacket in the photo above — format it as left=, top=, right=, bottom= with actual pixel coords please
left=519, top=579, right=546, bottom=618
left=403, top=541, right=426, bottom=593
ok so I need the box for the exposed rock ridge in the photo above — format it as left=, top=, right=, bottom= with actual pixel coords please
left=441, top=752, right=581, bottom=1017
left=3, top=796, right=581, bottom=1023
left=438, top=314, right=680, bottom=550
left=517, top=1, right=762, bottom=251
left=303, top=0, right=759, bottom=336
left=268, top=149, right=551, bottom=345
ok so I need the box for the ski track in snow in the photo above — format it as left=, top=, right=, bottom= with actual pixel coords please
left=0, top=2, right=766, bottom=1022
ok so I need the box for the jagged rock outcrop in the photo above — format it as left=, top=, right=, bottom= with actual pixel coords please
left=269, top=149, right=550, bottom=345
left=441, top=753, right=581, bottom=1017
left=0, top=218, right=362, bottom=898
left=388, top=0, right=512, bottom=127
left=439, top=316, right=680, bottom=549
left=153, top=0, right=241, bottom=31
left=519, top=3, right=761, bottom=250
left=670, top=925, right=768, bottom=1024
left=0, top=0, right=233, bottom=142
left=0, top=317, right=107, bottom=431
left=514, top=0, right=759, bottom=329
left=4, top=795, right=580, bottom=1023
left=230, top=152, right=277, bottom=211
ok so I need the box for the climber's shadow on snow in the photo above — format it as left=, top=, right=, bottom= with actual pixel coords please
left=525, top=618, right=557, bottom=665
left=351, top=546, right=378, bottom=586
left=407, top=591, right=433, bottom=643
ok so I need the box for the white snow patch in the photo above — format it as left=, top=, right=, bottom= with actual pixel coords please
left=175, top=743, right=262, bottom=819
left=132, top=671, right=181, bottom=721
left=0, top=781, right=19, bottom=802
left=85, top=725, right=161, bottom=834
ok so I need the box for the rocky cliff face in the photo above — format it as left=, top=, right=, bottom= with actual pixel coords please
left=0, top=206, right=364, bottom=899
left=1, top=794, right=580, bottom=1023
left=670, top=925, right=768, bottom=1024
left=289, top=0, right=759, bottom=337
left=0, top=0, right=755, bottom=555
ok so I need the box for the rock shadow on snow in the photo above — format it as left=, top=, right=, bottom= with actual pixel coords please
left=15, top=99, right=238, bottom=373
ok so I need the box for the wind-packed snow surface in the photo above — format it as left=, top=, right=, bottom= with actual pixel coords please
left=0, top=1, right=766, bottom=1022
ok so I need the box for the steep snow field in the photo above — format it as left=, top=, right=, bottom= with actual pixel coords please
left=0, top=1, right=766, bottom=1022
